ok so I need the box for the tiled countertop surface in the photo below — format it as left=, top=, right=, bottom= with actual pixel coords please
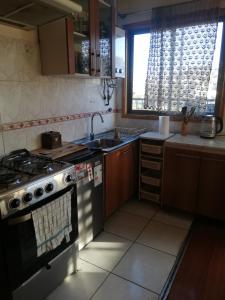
left=165, top=134, right=225, bottom=154
left=73, top=129, right=225, bottom=155
left=140, top=132, right=174, bottom=141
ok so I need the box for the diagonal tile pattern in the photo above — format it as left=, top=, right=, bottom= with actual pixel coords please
left=47, top=200, right=193, bottom=300
left=92, top=274, right=158, bottom=300
left=137, top=220, right=188, bottom=256
left=120, top=198, right=159, bottom=219
left=46, top=259, right=108, bottom=300
left=104, top=211, right=149, bottom=241
left=113, top=243, right=176, bottom=294
left=79, top=231, right=132, bottom=272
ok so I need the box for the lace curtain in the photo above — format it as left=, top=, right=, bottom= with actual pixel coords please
left=144, top=0, right=220, bottom=115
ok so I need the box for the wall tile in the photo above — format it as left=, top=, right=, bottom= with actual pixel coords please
left=0, top=26, right=116, bottom=152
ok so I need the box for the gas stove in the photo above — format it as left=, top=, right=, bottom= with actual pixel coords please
left=0, top=149, right=76, bottom=219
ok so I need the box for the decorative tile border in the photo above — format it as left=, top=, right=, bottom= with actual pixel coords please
left=0, top=109, right=121, bottom=132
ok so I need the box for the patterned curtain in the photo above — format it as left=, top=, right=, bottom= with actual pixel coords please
left=144, top=0, right=220, bottom=115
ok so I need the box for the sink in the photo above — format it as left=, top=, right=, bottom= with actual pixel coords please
left=85, top=138, right=123, bottom=150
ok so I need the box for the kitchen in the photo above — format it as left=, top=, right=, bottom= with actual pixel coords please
left=0, top=0, right=225, bottom=299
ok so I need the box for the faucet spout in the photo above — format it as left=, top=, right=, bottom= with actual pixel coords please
left=90, top=112, right=104, bottom=140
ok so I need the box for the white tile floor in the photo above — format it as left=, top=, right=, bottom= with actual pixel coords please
left=46, top=200, right=193, bottom=300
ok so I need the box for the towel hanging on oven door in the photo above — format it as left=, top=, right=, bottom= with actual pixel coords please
left=32, top=189, right=73, bottom=257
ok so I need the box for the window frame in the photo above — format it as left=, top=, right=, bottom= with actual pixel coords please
left=125, top=20, right=225, bottom=120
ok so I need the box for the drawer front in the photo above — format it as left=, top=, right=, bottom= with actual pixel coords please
left=141, top=175, right=161, bottom=187
left=141, top=190, right=160, bottom=203
left=141, top=144, right=162, bottom=155
left=141, top=159, right=161, bottom=171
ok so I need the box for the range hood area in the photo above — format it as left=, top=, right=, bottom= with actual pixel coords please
left=0, top=0, right=82, bottom=30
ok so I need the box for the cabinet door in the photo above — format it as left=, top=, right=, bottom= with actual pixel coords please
left=104, top=149, right=121, bottom=218
left=39, top=18, right=75, bottom=75
left=198, top=153, right=225, bottom=219
left=95, top=0, right=114, bottom=77
left=120, top=145, right=134, bottom=205
left=72, top=0, right=91, bottom=75
left=162, top=147, right=200, bottom=213
left=104, top=142, right=138, bottom=218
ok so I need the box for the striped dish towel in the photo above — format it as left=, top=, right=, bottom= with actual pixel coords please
left=32, top=190, right=73, bottom=257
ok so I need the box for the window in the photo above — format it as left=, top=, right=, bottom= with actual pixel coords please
left=127, top=22, right=224, bottom=116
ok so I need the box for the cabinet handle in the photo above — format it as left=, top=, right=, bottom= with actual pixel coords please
left=96, top=50, right=101, bottom=75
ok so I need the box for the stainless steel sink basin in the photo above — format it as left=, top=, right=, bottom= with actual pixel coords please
left=85, top=138, right=123, bottom=149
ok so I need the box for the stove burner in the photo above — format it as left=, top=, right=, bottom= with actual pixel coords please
left=1, top=149, right=61, bottom=175
left=0, top=169, right=23, bottom=188
left=0, top=149, right=71, bottom=195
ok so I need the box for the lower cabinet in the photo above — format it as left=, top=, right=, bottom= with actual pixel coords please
left=198, top=153, right=225, bottom=219
left=104, top=142, right=138, bottom=219
left=162, top=147, right=200, bottom=213
left=163, top=146, right=225, bottom=220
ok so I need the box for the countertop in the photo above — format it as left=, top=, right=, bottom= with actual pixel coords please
left=165, top=134, right=225, bottom=154
left=140, top=131, right=174, bottom=141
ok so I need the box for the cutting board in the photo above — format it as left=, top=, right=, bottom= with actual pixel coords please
left=32, top=142, right=87, bottom=160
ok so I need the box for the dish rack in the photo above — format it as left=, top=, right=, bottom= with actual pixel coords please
left=139, top=138, right=165, bottom=205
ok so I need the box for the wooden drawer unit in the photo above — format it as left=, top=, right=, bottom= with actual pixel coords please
left=142, top=175, right=161, bottom=187
left=141, top=190, right=160, bottom=203
left=139, top=138, right=165, bottom=205
left=141, top=144, right=162, bottom=155
left=141, top=159, right=161, bottom=171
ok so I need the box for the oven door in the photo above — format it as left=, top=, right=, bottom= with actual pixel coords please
left=1, top=184, right=78, bottom=292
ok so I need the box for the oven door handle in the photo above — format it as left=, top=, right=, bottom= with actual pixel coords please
left=8, top=213, right=32, bottom=225
left=7, top=186, right=75, bottom=226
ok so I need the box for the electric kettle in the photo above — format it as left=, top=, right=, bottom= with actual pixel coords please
left=200, top=115, right=223, bottom=138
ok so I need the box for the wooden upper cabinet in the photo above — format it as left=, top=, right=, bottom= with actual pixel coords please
left=95, top=0, right=115, bottom=78
left=39, top=18, right=74, bottom=75
left=162, top=147, right=200, bottom=213
left=197, top=153, right=225, bottom=220
left=38, top=0, right=115, bottom=77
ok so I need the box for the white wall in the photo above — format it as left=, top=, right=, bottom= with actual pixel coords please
left=0, top=24, right=116, bottom=155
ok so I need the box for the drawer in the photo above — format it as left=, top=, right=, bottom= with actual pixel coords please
left=141, top=175, right=161, bottom=187
left=141, top=159, right=161, bottom=171
left=141, top=144, right=162, bottom=155
left=141, top=190, right=160, bottom=203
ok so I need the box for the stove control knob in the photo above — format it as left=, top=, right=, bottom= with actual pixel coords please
left=10, top=198, right=21, bottom=209
left=65, top=174, right=73, bottom=183
left=35, top=188, right=44, bottom=198
left=23, top=193, right=33, bottom=203
left=45, top=183, right=54, bottom=193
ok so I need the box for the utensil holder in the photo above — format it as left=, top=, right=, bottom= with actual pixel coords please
left=181, top=121, right=188, bottom=136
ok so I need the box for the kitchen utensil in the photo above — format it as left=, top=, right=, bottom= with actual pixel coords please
left=181, top=106, right=196, bottom=136
left=200, top=115, right=223, bottom=138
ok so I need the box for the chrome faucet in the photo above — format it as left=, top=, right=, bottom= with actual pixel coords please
left=90, top=112, right=104, bottom=140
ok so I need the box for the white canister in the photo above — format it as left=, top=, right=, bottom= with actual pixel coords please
left=159, top=116, right=170, bottom=135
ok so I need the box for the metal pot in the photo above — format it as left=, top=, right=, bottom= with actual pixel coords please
left=200, top=115, right=223, bottom=138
